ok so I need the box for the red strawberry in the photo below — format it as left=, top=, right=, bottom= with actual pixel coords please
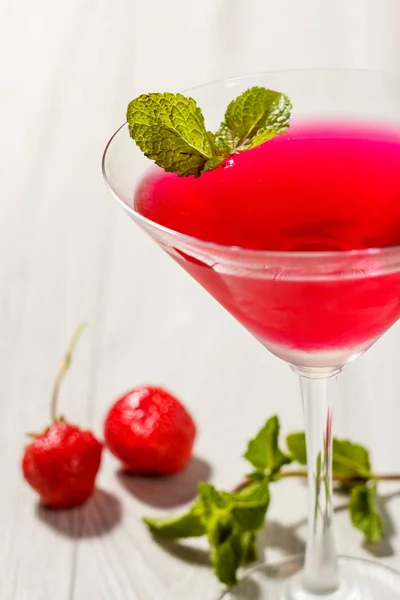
left=22, top=325, right=103, bottom=508
left=22, top=421, right=102, bottom=508
left=104, top=386, right=196, bottom=475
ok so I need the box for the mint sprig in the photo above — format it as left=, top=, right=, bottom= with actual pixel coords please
left=126, top=93, right=217, bottom=177
left=143, top=415, right=391, bottom=588
left=127, top=87, right=291, bottom=177
left=244, top=414, right=292, bottom=476
left=144, top=501, right=205, bottom=539
left=196, top=478, right=270, bottom=587
left=215, top=87, right=291, bottom=153
left=286, top=433, right=374, bottom=480
left=332, top=439, right=373, bottom=479
left=350, top=483, right=383, bottom=543
left=286, top=432, right=307, bottom=465
left=146, top=476, right=270, bottom=587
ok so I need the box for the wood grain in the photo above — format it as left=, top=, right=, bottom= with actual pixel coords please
left=2, top=0, right=400, bottom=597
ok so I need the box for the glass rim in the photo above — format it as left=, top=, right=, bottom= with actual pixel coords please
left=102, top=67, right=400, bottom=262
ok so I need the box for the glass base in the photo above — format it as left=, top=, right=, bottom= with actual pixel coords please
left=221, top=556, right=400, bottom=599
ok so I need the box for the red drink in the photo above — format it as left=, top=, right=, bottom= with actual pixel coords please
left=135, top=123, right=400, bottom=362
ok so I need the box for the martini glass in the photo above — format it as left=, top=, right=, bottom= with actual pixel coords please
left=102, top=70, right=400, bottom=599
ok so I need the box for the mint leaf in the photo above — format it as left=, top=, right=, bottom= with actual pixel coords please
left=208, top=510, right=235, bottom=547
left=286, top=434, right=372, bottom=480
left=231, top=478, right=270, bottom=531
left=246, top=128, right=280, bottom=150
left=233, top=477, right=270, bottom=506
left=211, top=530, right=242, bottom=588
left=332, top=440, right=372, bottom=479
left=214, top=123, right=238, bottom=155
left=349, top=483, right=383, bottom=543
left=244, top=416, right=292, bottom=475
left=198, top=482, right=230, bottom=515
left=234, top=477, right=269, bottom=501
left=201, top=156, right=224, bottom=173
left=216, top=87, right=291, bottom=152
left=126, top=86, right=292, bottom=177
left=127, top=93, right=215, bottom=177
left=286, top=432, right=307, bottom=465
left=241, top=531, right=257, bottom=564
left=198, top=484, right=240, bottom=587
left=196, top=480, right=269, bottom=587
left=144, top=502, right=205, bottom=539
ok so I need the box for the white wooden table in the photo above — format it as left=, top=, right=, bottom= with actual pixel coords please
left=2, top=1, right=400, bottom=597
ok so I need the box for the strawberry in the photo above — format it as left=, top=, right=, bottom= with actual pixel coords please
left=22, top=325, right=102, bottom=508
left=104, top=386, right=196, bottom=475
left=22, top=421, right=102, bottom=508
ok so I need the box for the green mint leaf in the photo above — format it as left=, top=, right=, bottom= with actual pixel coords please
left=231, top=478, right=270, bottom=531
left=207, top=131, right=228, bottom=157
left=127, top=93, right=215, bottom=177
left=143, top=502, right=205, bottom=539
left=211, top=530, right=242, bottom=588
left=216, top=86, right=291, bottom=152
left=286, top=434, right=372, bottom=479
left=234, top=477, right=269, bottom=501
left=349, top=483, right=384, bottom=543
left=201, top=156, right=224, bottom=173
left=244, top=415, right=292, bottom=475
left=214, top=123, right=238, bottom=155
left=234, top=477, right=270, bottom=503
left=286, top=432, right=307, bottom=465
left=198, top=482, right=230, bottom=514
left=246, top=128, right=280, bottom=150
left=197, top=481, right=268, bottom=587
left=208, top=510, right=235, bottom=547
left=332, top=439, right=372, bottom=479
left=127, top=86, right=291, bottom=177
left=197, top=483, right=240, bottom=587
left=241, top=531, right=257, bottom=564
left=197, top=483, right=233, bottom=548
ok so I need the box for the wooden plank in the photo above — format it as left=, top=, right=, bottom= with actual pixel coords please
left=2, top=0, right=400, bottom=598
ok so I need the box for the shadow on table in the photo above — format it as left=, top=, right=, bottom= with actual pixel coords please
left=257, top=520, right=306, bottom=557
left=117, top=455, right=212, bottom=508
left=36, top=488, right=122, bottom=539
left=267, top=487, right=400, bottom=560
left=156, top=539, right=211, bottom=567
left=220, top=559, right=307, bottom=600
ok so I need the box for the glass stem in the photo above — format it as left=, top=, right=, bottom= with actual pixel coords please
left=296, top=368, right=341, bottom=595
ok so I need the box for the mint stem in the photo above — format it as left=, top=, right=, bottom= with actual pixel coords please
left=234, top=471, right=400, bottom=493
left=278, top=470, right=400, bottom=482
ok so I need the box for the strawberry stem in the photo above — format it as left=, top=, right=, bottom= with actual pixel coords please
left=50, top=323, right=86, bottom=422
